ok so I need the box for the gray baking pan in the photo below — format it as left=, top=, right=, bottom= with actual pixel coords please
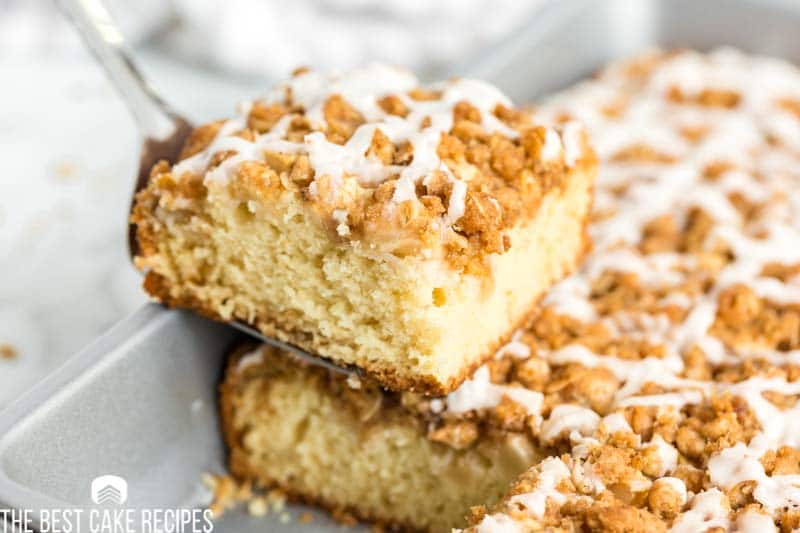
left=2, top=0, right=800, bottom=531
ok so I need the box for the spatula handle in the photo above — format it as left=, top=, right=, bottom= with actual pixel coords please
left=55, top=0, right=182, bottom=140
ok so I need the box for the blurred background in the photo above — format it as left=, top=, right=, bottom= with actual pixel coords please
left=0, top=0, right=545, bottom=406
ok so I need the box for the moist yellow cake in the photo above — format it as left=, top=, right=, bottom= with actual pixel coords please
left=221, top=344, right=543, bottom=532
left=133, top=65, right=595, bottom=395
left=222, top=48, right=800, bottom=532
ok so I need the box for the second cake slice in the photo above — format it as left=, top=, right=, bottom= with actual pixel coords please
left=132, top=65, right=595, bottom=394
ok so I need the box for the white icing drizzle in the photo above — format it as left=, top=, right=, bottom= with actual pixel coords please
left=708, top=439, right=800, bottom=514
left=445, top=366, right=543, bottom=416
left=541, top=127, right=564, bottom=162
left=601, top=412, right=634, bottom=435
left=453, top=49, right=800, bottom=529
left=533, top=49, right=800, bottom=426
left=495, top=331, right=531, bottom=359
left=670, top=489, right=730, bottom=533
left=444, top=178, right=468, bottom=225
left=572, top=456, right=606, bottom=494
left=654, top=477, right=688, bottom=506
left=733, top=509, right=779, bottom=533
left=509, top=458, right=571, bottom=517
left=645, top=434, right=679, bottom=477
left=542, top=276, right=597, bottom=323
left=540, top=404, right=600, bottom=445
left=235, top=347, right=264, bottom=371
left=474, top=513, right=522, bottom=533
left=561, top=121, right=586, bottom=167
left=170, top=64, right=580, bottom=233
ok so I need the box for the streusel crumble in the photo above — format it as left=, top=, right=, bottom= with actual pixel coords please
left=133, top=65, right=595, bottom=394
left=221, top=49, right=800, bottom=532
left=467, top=47, right=800, bottom=532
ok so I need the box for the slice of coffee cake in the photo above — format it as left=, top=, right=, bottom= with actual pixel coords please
left=133, top=65, right=595, bottom=394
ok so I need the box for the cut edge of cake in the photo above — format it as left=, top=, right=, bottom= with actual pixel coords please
left=220, top=344, right=545, bottom=532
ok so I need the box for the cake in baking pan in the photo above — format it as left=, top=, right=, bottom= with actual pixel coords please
left=468, top=48, right=800, bottom=532
left=221, top=49, right=800, bottom=531
left=132, top=65, right=595, bottom=395
left=220, top=344, right=543, bottom=532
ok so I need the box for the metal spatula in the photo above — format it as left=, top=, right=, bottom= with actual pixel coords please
left=57, top=0, right=355, bottom=376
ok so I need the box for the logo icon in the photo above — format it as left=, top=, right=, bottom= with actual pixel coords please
left=91, top=475, right=128, bottom=505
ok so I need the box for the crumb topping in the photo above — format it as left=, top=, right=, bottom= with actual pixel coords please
left=445, top=48, right=800, bottom=531
left=143, top=65, right=593, bottom=270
